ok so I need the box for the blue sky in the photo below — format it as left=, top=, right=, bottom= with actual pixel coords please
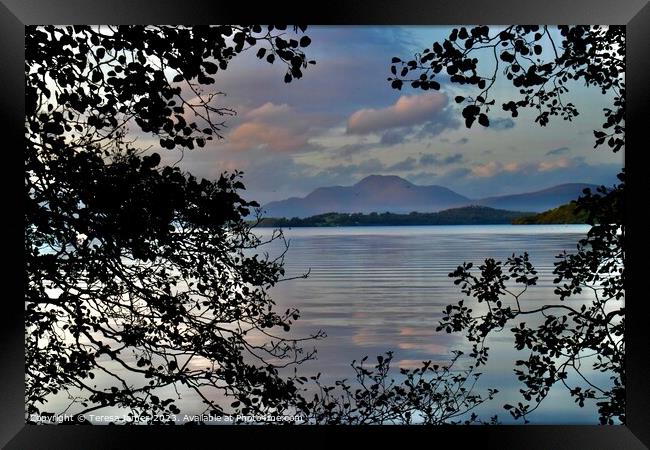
left=160, top=26, right=623, bottom=203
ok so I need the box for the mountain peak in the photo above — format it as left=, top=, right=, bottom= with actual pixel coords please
left=354, top=174, right=413, bottom=187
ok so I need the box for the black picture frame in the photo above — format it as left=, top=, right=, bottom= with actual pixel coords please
left=3, top=1, right=648, bottom=448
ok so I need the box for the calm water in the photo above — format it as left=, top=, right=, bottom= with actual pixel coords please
left=256, top=224, right=607, bottom=424
left=44, top=224, right=612, bottom=424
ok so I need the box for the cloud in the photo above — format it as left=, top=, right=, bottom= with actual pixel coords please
left=245, top=102, right=292, bottom=120
left=323, top=153, right=463, bottom=177
left=419, top=153, right=464, bottom=166
left=406, top=160, right=620, bottom=199
left=335, top=142, right=377, bottom=158
left=346, top=93, right=449, bottom=135
left=229, top=122, right=312, bottom=152
left=157, top=26, right=622, bottom=205
left=313, top=158, right=386, bottom=182
left=301, top=153, right=461, bottom=185
left=546, top=146, right=570, bottom=156
left=489, top=117, right=516, bottom=130
left=228, top=102, right=330, bottom=153
left=385, top=156, right=418, bottom=171
left=471, top=161, right=503, bottom=177
left=200, top=27, right=429, bottom=121
left=538, top=157, right=574, bottom=171
left=470, top=157, right=580, bottom=178
left=503, top=161, right=522, bottom=172
left=317, top=157, right=406, bottom=179
left=379, top=128, right=410, bottom=146
left=416, top=111, right=461, bottom=138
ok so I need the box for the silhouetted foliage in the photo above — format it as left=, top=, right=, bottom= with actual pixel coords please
left=25, top=25, right=322, bottom=423
left=301, top=351, right=498, bottom=425
left=388, top=25, right=624, bottom=154
left=390, top=26, right=625, bottom=424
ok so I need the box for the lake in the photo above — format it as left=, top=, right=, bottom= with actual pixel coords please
left=255, top=224, right=607, bottom=424
left=43, top=224, right=611, bottom=424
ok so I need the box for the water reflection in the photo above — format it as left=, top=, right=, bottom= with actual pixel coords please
left=259, top=225, right=603, bottom=423
left=42, top=225, right=604, bottom=423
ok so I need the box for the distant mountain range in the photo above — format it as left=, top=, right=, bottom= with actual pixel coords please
left=474, top=184, right=596, bottom=213
left=262, top=175, right=597, bottom=218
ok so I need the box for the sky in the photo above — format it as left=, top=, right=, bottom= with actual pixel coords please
left=149, top=26, right=623, bottom=204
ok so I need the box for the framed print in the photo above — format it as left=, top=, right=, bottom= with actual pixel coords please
left=3, top=0, right=649, bottom=448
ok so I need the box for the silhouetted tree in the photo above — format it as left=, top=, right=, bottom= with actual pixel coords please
left=389, top=26, right=625, bottom=424
left=25, top=25, right=321, bottom=423
left=301, top=351, right=498, bottom=425
left=26, top=24, right=498, bottom=426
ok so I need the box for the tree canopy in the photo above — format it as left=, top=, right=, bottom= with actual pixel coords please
left=25, top=25, right=321, bottom=422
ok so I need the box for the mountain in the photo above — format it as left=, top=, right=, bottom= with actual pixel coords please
left=475, top=183, right=597, bottom=213
left=262, top=175, right=598, bottom=218
left=263, top=175, right=470, bottom=218
left=258, top=206, right=531, bottom=227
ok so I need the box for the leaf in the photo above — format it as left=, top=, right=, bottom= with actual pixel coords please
left=500, top=51, right=515, bottom=63
left=299, top=36, right=311, bottom=47
left=91, top=70, right=102, bottom=83
left=455, top=96, right=465, bottom=103
left=478, top=114, right=489, bottom=127
left=203, top=61, right=218, bottom=74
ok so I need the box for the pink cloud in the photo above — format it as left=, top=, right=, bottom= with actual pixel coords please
left=538, top=157, right=573, bottom=171
left=227, top=102, right=325, bottom=153
left=471, top=161, right=503, bottom=177
left=245, top=102, right=292, bottom=120
left=470, top=157, right=580, bottom=178
left=346, top=93, right=449, bottom=135
left=503, top=161, right=521, bottom=172
left=229, top=122, right=311, bottom=152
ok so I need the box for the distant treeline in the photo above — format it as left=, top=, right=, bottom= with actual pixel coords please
left=256, top=206, right=533, bottom=227
left=512, top=202, right=589, bottom=224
